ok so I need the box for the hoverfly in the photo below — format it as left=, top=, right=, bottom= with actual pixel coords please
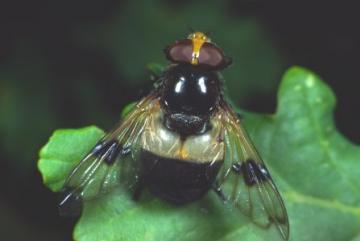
left=59, top=31, right=289, bottom=240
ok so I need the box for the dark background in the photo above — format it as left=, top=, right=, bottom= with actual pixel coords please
left=0, top=0, right=359, bottom=240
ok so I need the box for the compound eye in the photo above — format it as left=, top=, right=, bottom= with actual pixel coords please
left=165, top=39, right=193, bottom=64
left=165, top=40, right=231, bottom=69
left=198, top=43, right=226, bottom=68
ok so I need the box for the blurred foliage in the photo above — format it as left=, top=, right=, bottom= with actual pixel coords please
left=38, top=67, right=360, bottom=241
left=78, top=0, right=284, bottom=99
left=0, top=59, right=57, bottom=169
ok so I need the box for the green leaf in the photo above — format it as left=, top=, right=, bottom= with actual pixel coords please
left=38, top=126, right=105, bottom=192
left=38, top=66, right=360, bottom=241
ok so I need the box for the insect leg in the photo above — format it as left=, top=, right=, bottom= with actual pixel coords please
left=120, top=146, right=131, bottom=156
left=132, top=175, right=146, bottom=202
left=132, top=161, right=151, bottom=202
left=212, top=181, right=227, bottom=203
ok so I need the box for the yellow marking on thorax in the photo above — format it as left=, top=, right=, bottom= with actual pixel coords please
left=188, top=32, right=210, bottom=65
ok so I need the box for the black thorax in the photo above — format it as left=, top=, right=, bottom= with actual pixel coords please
left=159, top=63, right=221, bottom=137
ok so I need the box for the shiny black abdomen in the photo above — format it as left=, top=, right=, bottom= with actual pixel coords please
left=139, top=149, right=223, bottom=204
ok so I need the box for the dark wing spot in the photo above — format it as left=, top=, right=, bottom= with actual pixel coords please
left=91, top=141, right=106, bottom=156
left=92, top=140, right=123, bottom=165
left=257, top=162, right=272, bottom=181
left=232, top=163, right=242, bottom=173
left=105, top=141, right=121, bottom=165
left=58, top=187, right=83, bottom=217
left=232, top=159, right=271, bottom=186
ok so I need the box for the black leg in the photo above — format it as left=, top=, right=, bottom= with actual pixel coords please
left=212, top=164, right=243, bottom=203
left=120, top=146, right=131, bottom=156
left=212, top=182, right=228, bottom=203
left=132, top=158, right=158, bottom=202
left=132, top=176, right=146, bottom=202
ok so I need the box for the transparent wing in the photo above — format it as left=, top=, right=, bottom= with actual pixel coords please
left=59, top=94, right=160, bottom=216
left=215, top=103, right=289, bottom=240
